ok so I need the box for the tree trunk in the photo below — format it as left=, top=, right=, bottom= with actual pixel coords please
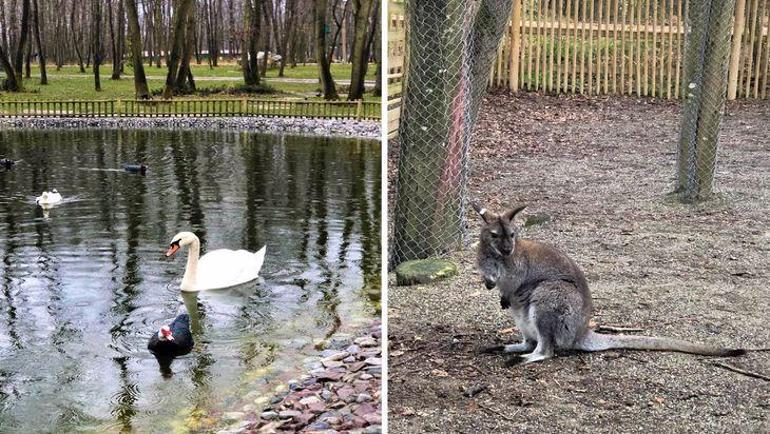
left=125, top=0, right=149, bottom=98
left=72, top=0, right=86, bottom=72
left=676, top=0, right=736, bottom=201
left=108, top=0, right=119, bottom=79
left=0, top=43, right=20, bottom=91
left=260, top=1, right=270, bottom=76
left=153, top=0, right=163, bottom=67
left=315, top=0, right=338, bottom=100
left=278, top=0, right=296, bottom=77
left=348, top=0, right=374, bottom=100
left=163, top=0, right=195, bottom=98
left=175, top=7, right=196, bottom=93
left=32, top=0, right=46, bottom=84
left=14, top=0, right=31, bottom=81
left=92, top=0, right=102, bottom=91
left=242, top=0, right=260, bottom=86
left=392, top=0, right=513, bottom=266
left=24, top=36, right=31, bottom=78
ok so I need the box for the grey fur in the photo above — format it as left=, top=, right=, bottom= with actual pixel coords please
left=473, top=202, right=745, bottom=365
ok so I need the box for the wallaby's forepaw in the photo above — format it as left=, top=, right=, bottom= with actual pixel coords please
left=500, top=296, right=510, bottom=309
left=480, top=345, right=506, bottom=354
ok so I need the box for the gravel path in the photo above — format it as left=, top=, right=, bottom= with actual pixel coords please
left=0, top=116, right=381, bottom=139
left=388, top=93, right=770, bottom=433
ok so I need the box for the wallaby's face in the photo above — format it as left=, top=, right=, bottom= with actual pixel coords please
left=471, top=201, right=526, bottom=289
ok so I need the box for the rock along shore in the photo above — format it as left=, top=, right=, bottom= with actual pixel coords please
left=0, top=116, right=381, bottom=140
left=217, top=320, right=382, bottom=434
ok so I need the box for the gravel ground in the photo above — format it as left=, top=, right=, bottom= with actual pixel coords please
left=388, top=93, right=770, bottom=433
left=0, top=116, right=381, bottom=139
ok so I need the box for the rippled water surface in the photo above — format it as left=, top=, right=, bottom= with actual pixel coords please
left=0, top=129, right=380, bottom=433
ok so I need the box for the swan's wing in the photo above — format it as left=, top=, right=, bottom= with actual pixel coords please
left=197, top=246, right=266, bottom=290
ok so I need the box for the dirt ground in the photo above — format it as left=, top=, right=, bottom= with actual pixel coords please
left=387, top=93, right=770, bottom=433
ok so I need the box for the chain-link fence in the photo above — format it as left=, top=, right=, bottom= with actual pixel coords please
left=676, top=0, right=736, bottom=202
left=390, top=0, right=513, bottom=267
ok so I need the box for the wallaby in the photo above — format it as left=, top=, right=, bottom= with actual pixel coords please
left=471, top=201, right=746, bottom=365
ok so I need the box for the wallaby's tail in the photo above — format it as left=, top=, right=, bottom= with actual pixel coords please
left=577, top=330, right=745, bottom=357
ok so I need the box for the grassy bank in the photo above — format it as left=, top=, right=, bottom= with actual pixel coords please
left=1, top=62, right=379, bottom=103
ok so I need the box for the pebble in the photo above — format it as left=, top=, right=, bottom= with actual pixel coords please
left=260, top=411, right=279, bottom=420
left=354, top=336, right=378, bottom=347
left=221, top=412, right=244, bottom=423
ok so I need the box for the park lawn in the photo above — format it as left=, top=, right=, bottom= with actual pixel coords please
left=1, top=67, right=380, bottom=103
left=34, top=62, right=376, bottom=81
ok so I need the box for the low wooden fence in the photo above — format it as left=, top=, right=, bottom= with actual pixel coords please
left=494, top=0, right=769, bottom=99
left=0, top=98, right=380, bottom=120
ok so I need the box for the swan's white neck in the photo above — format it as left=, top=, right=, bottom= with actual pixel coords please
left=180, top=237, right=200, bottom=292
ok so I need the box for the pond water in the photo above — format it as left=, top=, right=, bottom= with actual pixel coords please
left=0, top=129, right=380, bottom=433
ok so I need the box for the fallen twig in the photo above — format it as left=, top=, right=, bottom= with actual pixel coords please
left=463, top=383, right=488, bottom=398
left=711, top=361, right=770, bottom=382
left=475, top=401, right=517, bottom=422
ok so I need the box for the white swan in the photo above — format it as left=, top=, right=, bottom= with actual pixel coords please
left=36, top=189, right=62, bottom=206
left=165, top=231, right=266, bottom=292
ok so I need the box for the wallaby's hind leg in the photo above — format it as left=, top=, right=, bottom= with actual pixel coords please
left=480, top=339, right=536, bottom=354
left=506, top=340, right=555, bottom=365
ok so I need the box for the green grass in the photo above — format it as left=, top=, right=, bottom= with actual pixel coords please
left=1, top=62, right=380, bottom=103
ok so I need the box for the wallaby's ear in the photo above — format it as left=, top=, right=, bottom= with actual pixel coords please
left=470, top=199, right=491, bottom=224
left=502, top=205, right=527, bottom=223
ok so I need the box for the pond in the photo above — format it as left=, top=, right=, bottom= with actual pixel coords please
left=0, top=129, right=381, bottom=433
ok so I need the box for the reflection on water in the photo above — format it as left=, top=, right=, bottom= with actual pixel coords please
left=0, top=129, right=380, bottom=433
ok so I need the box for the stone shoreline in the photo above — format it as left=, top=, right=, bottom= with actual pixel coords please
left=216, top=320, right=383, bottom=434
left=0, top=116, right=381, bottom=139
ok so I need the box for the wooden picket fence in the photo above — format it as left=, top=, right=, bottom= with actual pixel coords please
left=0, top=98, right=381, bottom=120
left=491, top=0, right=770, bottom=99
left=388, top=0, right=770, bottom=136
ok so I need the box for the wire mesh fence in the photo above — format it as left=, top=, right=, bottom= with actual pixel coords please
left=390, top=0, right=513, bottom=267
left=676, top=0, right=736, bottom=201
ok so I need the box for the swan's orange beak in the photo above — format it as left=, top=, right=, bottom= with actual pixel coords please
left=165, top=244, right=180, bottom=257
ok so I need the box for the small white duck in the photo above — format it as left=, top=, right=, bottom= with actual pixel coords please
left=36, top=189, right=63, bottom=206
left=165, top=231, right=267, bottom=292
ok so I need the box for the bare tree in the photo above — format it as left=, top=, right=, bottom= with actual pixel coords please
left=32, top=0, right=46, bottom=84
left=125, top=0, right=149, bottom=98
left=162, top=0, right=195, bottom=98
left=14, top=0, right=31, bottom=80
left=315, top=0, right=338, bottom=100
left=242, top=0, right=260, bottom=86
left=91, top=0, right=102, bottom=90
left=347, top=0, right=374, bottom=100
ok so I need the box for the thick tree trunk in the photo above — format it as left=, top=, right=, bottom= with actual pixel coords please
left=175, top=8, right=196, bottom=93
left=14, top=0, right=31, bottom=81
left=315, top=0, right=338, bottom=100
left=125, top=0, right=149, bottom=99
left=392, top=0, right=513, bottom=266
left=92, top=0, right=102, bottom=91
left=0, top=43, right=20, bottom=91
left=32, top=0, right=46, bottom=84
left=163, top=0, right=195, bottom=98
left=348, top=0, right=374, bottom=100
left=242, top=0, right=260, bottom=86
left=676, top=0, right=736, bottom=201
left=260, top=1, right=270, bottom=76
